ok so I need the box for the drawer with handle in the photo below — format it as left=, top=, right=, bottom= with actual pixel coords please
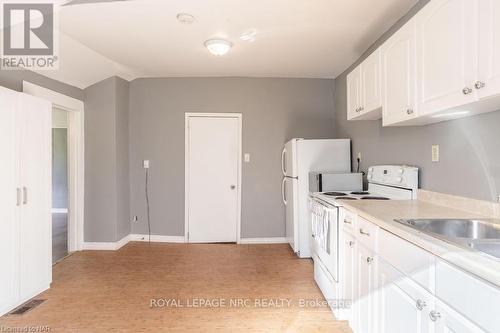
left=340, top=208, right=357, bottom=234
left=356, top=216, right=379, bottom=251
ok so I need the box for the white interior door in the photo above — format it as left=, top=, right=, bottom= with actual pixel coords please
left=0, top=88, right=20, bottom=316
left=18, top=94, right=52, bottom=301
left=186, top=115, right=240, bottom=243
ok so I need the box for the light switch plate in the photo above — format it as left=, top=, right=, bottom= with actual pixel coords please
left=431, top=145, right=439, bottom=162
left=244, top=153, right=250, bottom=162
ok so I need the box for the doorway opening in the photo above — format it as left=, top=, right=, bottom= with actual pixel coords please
left=52, top=108, right=69, bottom=263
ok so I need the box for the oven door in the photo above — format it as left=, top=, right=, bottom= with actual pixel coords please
left=311, top=200, right=339, bottom=282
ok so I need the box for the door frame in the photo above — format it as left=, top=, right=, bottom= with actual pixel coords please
left=23, top=81, right=85, bottom=252
left=184, top=113, right=242, bottom=244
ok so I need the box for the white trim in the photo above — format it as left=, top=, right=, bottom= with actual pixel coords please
left=184, top=113, right=243, bottom=244
left=23, top=82, right=85, bottom=253
left=129, top=234, right=185, bottom=243
left=51, top=208, right=68, bottom=214
left=83, top=234, right=131, bottom=251
left=239, top=237, right=288, bottom=244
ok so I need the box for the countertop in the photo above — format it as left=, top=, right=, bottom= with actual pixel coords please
left=316, top=195, right=500, bottom=288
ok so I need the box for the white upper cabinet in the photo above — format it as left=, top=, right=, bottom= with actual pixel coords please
left=347, top=48, right=382, bottom=120
left=416, top=0, right=478, bottom=116
left=347, top=66, right=362, bottom=120
left=349, top=0, right=500, bottom=125
left=361, top=49, right=383, bottom=114
left=477, top=0, right=500, bottom=100
left=381, top=19, right=418, bottom=126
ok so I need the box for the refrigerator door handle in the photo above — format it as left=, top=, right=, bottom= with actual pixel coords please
left=281, top=147, right=287, bottom=176
left=281, top=178, right=287, bottom=205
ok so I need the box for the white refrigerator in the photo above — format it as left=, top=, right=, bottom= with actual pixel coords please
left=281, top=138, right=351, bottom=258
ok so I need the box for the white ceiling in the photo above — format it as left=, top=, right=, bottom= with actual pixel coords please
left=51, top=0, right=417, bottom=88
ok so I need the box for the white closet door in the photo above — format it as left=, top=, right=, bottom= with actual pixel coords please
left=18, top=94, right=52, bottom=302
left=0, top=88, right=20, bottom=316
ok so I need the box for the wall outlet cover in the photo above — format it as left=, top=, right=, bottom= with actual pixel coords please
left=143, top=160, right=150, bottom=168
left=244, top=153, right=250, bottom=162
left=432, top=145, right=439, bottom=162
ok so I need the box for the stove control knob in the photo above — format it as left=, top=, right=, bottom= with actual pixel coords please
left=367, top=174, right=372, bottom=180
left=398, top=168, right=404, bottom=174
left=396, top=177, right=403, bottom=183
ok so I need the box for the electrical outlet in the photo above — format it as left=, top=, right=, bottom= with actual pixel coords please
left=143, top=160, right=150, bottom=169
left=132, top=216, right=138, bottom=223
left=357, top=152, right=362, bottom=160
left=498, top=195, right=500, bottom=203
left=244, top=153, right=250, bottom=162
left=431, top=145, right=439, bottom=162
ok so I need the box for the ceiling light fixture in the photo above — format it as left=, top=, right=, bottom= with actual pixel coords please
left=431, top=111, right=470, bottom=118
left=204, top=39, right=232, bottom=56
left=176, top=13, right=195, bottom=24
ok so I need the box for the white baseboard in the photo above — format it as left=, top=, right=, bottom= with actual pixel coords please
left=238, top=237, right=288, bottom=244
left=83, top=234, right=131, bottom=250
left=130, top=234, right=185, bottom=243
left=52, top=208, right=69, bottom=214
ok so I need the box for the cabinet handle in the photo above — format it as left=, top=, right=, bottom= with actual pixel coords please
left=429, top=310, right=441, bottom=321
left=359, top=228, right=370, bottom=236
left=360, top=106, right=364, bottom=111
left=406, top=108, right=414, bottom=115
left=474, top=81, right=485, bottom=89
left=366, top=257, right=373, bottom=264
left=16, top=188, right=22, bottom=206
left=22, top=187, right=28, bottom=205
left=343, top=219, right=352, bottom=225
left=348, top=241, right=355, bottom=247
left=462, top=87, right=473, bottom=95
left=416, top=299, right=427, bottom=311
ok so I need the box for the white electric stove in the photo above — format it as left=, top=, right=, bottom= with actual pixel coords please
left=309, top=165, right=419, bottom=314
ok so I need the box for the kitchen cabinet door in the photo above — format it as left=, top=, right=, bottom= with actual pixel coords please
left=361, top=48, right=382, bottom=115
left=378, top=259, right=432, bottom=333
left=433, top=299, right=485, bottom=333
left=382, top=19, right=418, bottom=126
left=339, top=230, right=357, bottom=330
left=356, top=243, right=377, bottom=333
left=347, top=66, right=362, bottom=120
left=416, top=0, right=478, bottom=115
left=477, top=0, right=500, bottom=100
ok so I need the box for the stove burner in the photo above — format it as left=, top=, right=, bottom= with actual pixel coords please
left=335, top=197, right=358, bottom=200
left=323, top=192, right=347, bottom=196
left=361, top=196, right=390, bottom=200
left=351, top=191, right=370, bottom=195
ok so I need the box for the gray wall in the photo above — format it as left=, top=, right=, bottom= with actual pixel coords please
left=0, top=70, right=83, bottom=100
left=129, top=78, right=336, bottom=238
left=334, top=0, right=500, bottom=201
left=84, top=76, right=130, bottom=242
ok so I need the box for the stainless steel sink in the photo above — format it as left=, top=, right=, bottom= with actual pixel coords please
left=394, top=218, right=500, bottom=259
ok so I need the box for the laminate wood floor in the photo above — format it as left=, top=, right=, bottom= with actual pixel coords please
left=0, top=242, right=351, bottom=333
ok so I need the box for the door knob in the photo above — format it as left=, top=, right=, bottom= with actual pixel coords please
left=462, top=87, right=473, bottom=95
left=474, top=81, right=485, bottom=89
left=230, top=185, right=236, bottom=190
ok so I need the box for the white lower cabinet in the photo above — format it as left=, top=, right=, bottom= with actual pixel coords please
left=356, top=243, right=377, bottom=333
left=378, top=258, right=432, bottom=333
left=433, top=299, right=485, bottom=333
left=336, top=208, right=499, bottom=333
left=339, top=230, right=357, bottom=330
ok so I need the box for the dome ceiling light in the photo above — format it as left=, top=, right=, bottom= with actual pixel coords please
left=204, top=39, right=232, bottom=56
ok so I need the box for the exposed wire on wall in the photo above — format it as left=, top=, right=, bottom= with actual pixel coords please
left=145, top=168, right=151, bottom=244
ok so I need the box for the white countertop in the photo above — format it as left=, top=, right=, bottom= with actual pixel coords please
left=314, top=194, right=500, bottom=288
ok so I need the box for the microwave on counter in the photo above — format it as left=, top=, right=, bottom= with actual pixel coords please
left=309, top=172, right=363, bottom=193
